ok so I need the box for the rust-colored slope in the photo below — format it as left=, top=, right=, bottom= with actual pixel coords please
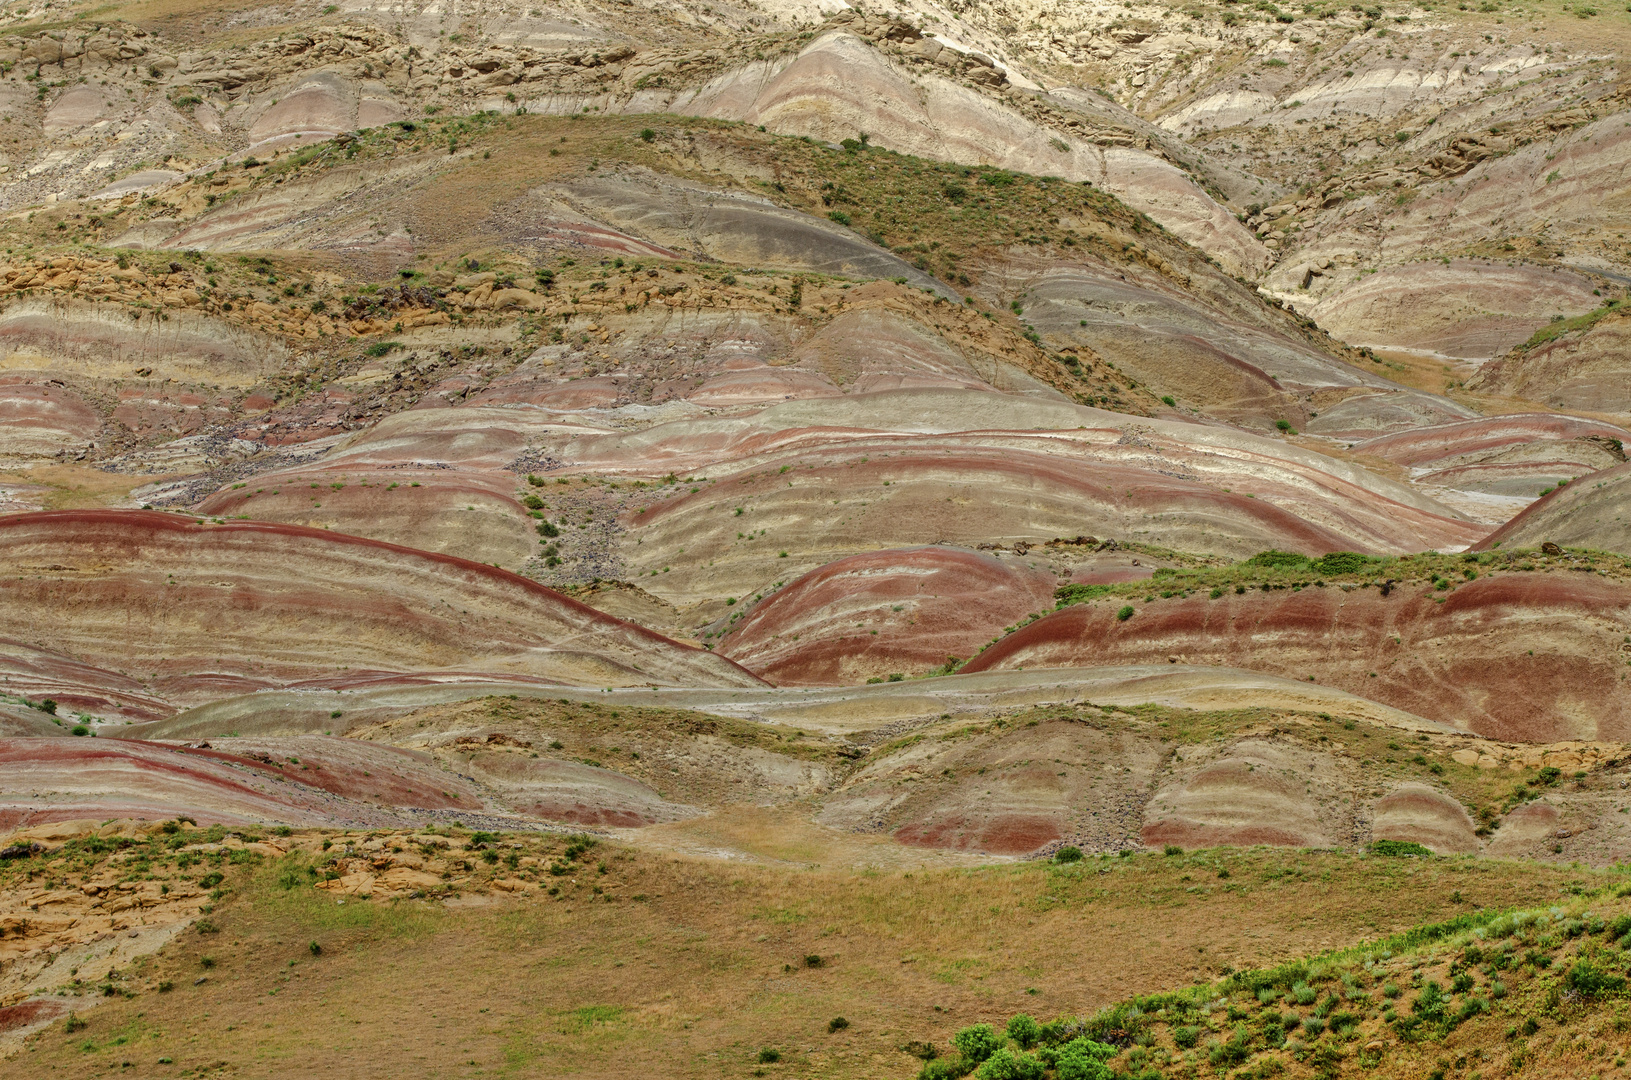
left=0, top=510, right=761, bottom=692
left=718, top=546, right=1059, bottom=685
left=959, top=574, right=1631, bottom=741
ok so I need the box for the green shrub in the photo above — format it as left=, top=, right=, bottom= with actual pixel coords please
left=953, top=1025, right=1001, bottom=1064
left=758, top=1048, right=781, bottom=1063
left=1371, top=839, right=1432, bottom=857
left=828, top=210, right=852, bottom=226
left=1245, top=550, right=1310, bottom=570
left=1116, top=605, right=1134, bottom=621
left=1412, top=980, right=1446, bottom=1022
left=1310, top=551, right=1371, bottom=575
left=1172, top=1026, right=1200, bottom=1048
left=1053, top=583, right=1112, bottom=606
left=1209, top=1025, right=1251, bottom=1067
left=1565, top=960, right=1626, bottom=997
left=977, top=1047, right=1044, bottom=1080
left=920, top=1057, right=973, bottom=1080
left=1051, top=1037, right=1116, bottom=1080
left=829, top=1016, right=849, bottom=1032
left=1164, top=845, right=1183, bottom=856
left=1006, top=1014, right=1042, bottom=1049
left=1053, top=846, right=1083, bottom=864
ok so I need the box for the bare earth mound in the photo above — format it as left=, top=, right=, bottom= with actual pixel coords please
left=718, top=546, right=1059, bottom=686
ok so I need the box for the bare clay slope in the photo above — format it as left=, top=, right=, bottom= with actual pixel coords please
left=1476, top=461, right=1631, bottom=555
left=1468, top=303, right=1631, bottom=416
left=0, top=510, right=760, bottom=699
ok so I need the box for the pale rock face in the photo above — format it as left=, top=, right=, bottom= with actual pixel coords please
left=247, top=70, right=406, bottom=149
left=43, top=87, right=109, bottom=135
left=675, top=32, right=1268, bottom=275
left=1302, top=260, right=1603, bottom=359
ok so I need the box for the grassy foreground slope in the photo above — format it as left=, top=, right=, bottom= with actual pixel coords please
left=4, top=827, right=1620, bottom=1078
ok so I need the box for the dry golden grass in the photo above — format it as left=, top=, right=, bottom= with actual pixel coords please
left=0, top=464, right=160, bottom=510
left=8, top=835, right=1613, bottom=1079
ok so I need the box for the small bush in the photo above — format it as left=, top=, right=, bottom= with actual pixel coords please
left=829, top=1016, right=849, bottom=1032
left=1209, top=1025, right=1251, bottom=1067
left=758, top=1048, right=781, bottom=1063
left=976, top=1047, right=1044, bottom=1080
left=1371, top=839, right=1433, bottom=857
left=639, top=128, right=656, bottom=142
left=64, top=1013, right=86, bottom=1033
left=1005, top=1014, right=1041, bottom=1049
left=1053, top=846, right=1083, bottom=864
left=1565, top=959, right=1626, bottom=997
left=952, top=1024, right=1001, bottom=1064
left=1172, top=1026, right=1201, bottom=1048
left=920, top=1058, right=973, bottom=1080
left=1245, top=550, right=1309, bottom=570
left=1164, top=845, right=1183, bottom=856
left=1116, top=605, right=1134, bottom=621
left=805, top=954, right=823, bottom=968
left=1310, top=551, right=1371, bottom=575
left=1053, top=1036, right=1116, bottom=1080
left=309, top=940, right=323, bottom=956
left=1413, top=980, right=1446, bottom=1021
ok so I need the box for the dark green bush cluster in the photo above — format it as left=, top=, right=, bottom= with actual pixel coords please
left=916, top=1016, right=1116, bottom=1080
left=903, top=901, right=1631, bottom=1080
left=1242, top=550, right=1379, bottom=575
left=1369, top=839, right=1433, bottom=857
